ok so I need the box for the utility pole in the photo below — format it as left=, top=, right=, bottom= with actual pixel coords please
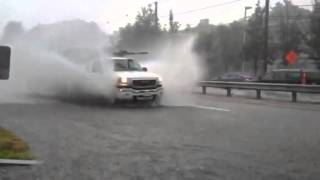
left=154, top=1, right=159, bottom=28
left=285, top=0, right=289, bottom=53
left=169, top=9, right=173, bottom=33
left=242, top=6, right=252, bottom=72
left=262, top=0, right=270, bottom=75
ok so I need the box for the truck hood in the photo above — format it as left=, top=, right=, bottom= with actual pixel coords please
left=115, top=71, right=161, bottom=79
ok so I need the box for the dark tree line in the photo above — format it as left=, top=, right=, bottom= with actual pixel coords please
left=310, top=2, right=320, bottom=57
left=117, top=5, right=161, bottom=50
left=116, top=1, right=320, bottom=78
left=243, top=1, right=264, bottom=75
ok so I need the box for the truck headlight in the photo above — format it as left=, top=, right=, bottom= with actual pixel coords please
left=118, top=77, right=128, bottom=86
left=158, top=77, right=163, bottom=84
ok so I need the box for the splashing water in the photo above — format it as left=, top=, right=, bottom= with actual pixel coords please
left=0, top=20, right=116, bottom=104
left=144, top=35, right=204, bottom=106
left=0, top=21, right=203, bottom=106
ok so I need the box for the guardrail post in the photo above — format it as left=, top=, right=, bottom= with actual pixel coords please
left=226, top=88, right=232, bottom=97
left=292, top=91, right=297, bottom=102
left=256, top=89, right=261, bottom=99
left=202, top=86, right=206, bottom=94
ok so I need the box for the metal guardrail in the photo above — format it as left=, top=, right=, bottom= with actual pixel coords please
left=199, top=81, right=320, bottom=102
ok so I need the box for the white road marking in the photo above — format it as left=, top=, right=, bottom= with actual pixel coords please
left=166, top=104, right=230, bottom=112
left=190, top=105, right=230, bottom=112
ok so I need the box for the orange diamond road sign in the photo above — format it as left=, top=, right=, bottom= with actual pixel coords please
left=285, top=50, right=298, bottom=65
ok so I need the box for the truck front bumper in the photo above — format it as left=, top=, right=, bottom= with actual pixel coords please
left=115, top=87, right=163, bottom=100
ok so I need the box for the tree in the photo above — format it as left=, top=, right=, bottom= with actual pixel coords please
left=193, top=21, right=244, bottom=77
left=135, top=5, right=161, bottom=34
left=1, top=21, right=25, bottom=44
left=309, top=2, right=320, bottom=57
left=184, top=24, right=192, bottom=32
left=270, top=1, right=309, bottom=61
left=193, top=23, right=220, bottom=77
left=215, top=22, right=244, bottom=72
left=217, top=25, right=233, bottom=71
left=244, top=1, right=264, bottom=75
left=169, top=10, right=180, bottom=33
left=117, top=5, right=162, bottom=50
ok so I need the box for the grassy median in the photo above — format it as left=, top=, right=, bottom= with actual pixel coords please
left=0, top=127, right=33, bottom=160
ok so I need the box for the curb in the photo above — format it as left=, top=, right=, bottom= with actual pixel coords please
left=0, top=159, right=42, bottom=165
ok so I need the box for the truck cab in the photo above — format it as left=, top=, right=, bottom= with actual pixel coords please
left=91, top=57, right=163, bottom=103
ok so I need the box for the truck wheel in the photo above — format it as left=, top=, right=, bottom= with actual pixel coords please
left=133, top=96, right=138, bottom=103
left=152, top=95, right=162, bottom=107
left=109, top=98, right=115, bottom=105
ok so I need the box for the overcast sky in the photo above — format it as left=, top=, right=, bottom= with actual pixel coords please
left=0, top=0, right=313, bottom=33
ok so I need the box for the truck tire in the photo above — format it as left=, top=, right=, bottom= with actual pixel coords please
left=151, top=95, right=162, bottom=107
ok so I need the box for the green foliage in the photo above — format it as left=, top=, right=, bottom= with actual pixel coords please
left=118, top=5, right=162, bottom=50
left=217, top=22, right=244, bottom=71
left=169, top=10, right=180, bottom=33
left=0, top=127, right=34, bottom=160
left=0, top=151, right=33, bottom=160
left=116, top=1, right=315, bottom=77
left=0, top=21, right=25, bottom=43
left=193, top=21, right=244, bottom=76
left=270, top=1, right=309, bottom=53
left=243, top=1, right=264, bottom=75
left=135, top=5, right=160, bottom=33
left=184, top=24, right=192, bottom=32
left=309, top=3, right=320, bottom=57
left=170, top=21, right=180, bottom=33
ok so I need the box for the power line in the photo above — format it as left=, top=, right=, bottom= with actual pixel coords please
left=159, top=0, right=244, bottom=18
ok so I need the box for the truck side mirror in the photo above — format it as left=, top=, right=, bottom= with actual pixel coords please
left=142, top=67, right=148, bottom=72
left=0, top=46, right=11, bottom=80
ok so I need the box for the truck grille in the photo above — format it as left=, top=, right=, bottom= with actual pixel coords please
left=132, top=80, right=156, bottom=88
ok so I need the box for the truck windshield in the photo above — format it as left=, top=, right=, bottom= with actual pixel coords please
left=114, top=59, right=143, bottom=71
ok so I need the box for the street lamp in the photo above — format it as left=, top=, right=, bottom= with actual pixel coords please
left=243, top=6, right=252, bottom=45
left=244, top=6, right=253, bottom=20
left=242, top=6, right=252, bottom=72
left=243, top=6, right=252, bottom=44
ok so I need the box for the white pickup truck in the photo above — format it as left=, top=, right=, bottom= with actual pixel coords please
left=90, top=57, right=163, bottom=103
